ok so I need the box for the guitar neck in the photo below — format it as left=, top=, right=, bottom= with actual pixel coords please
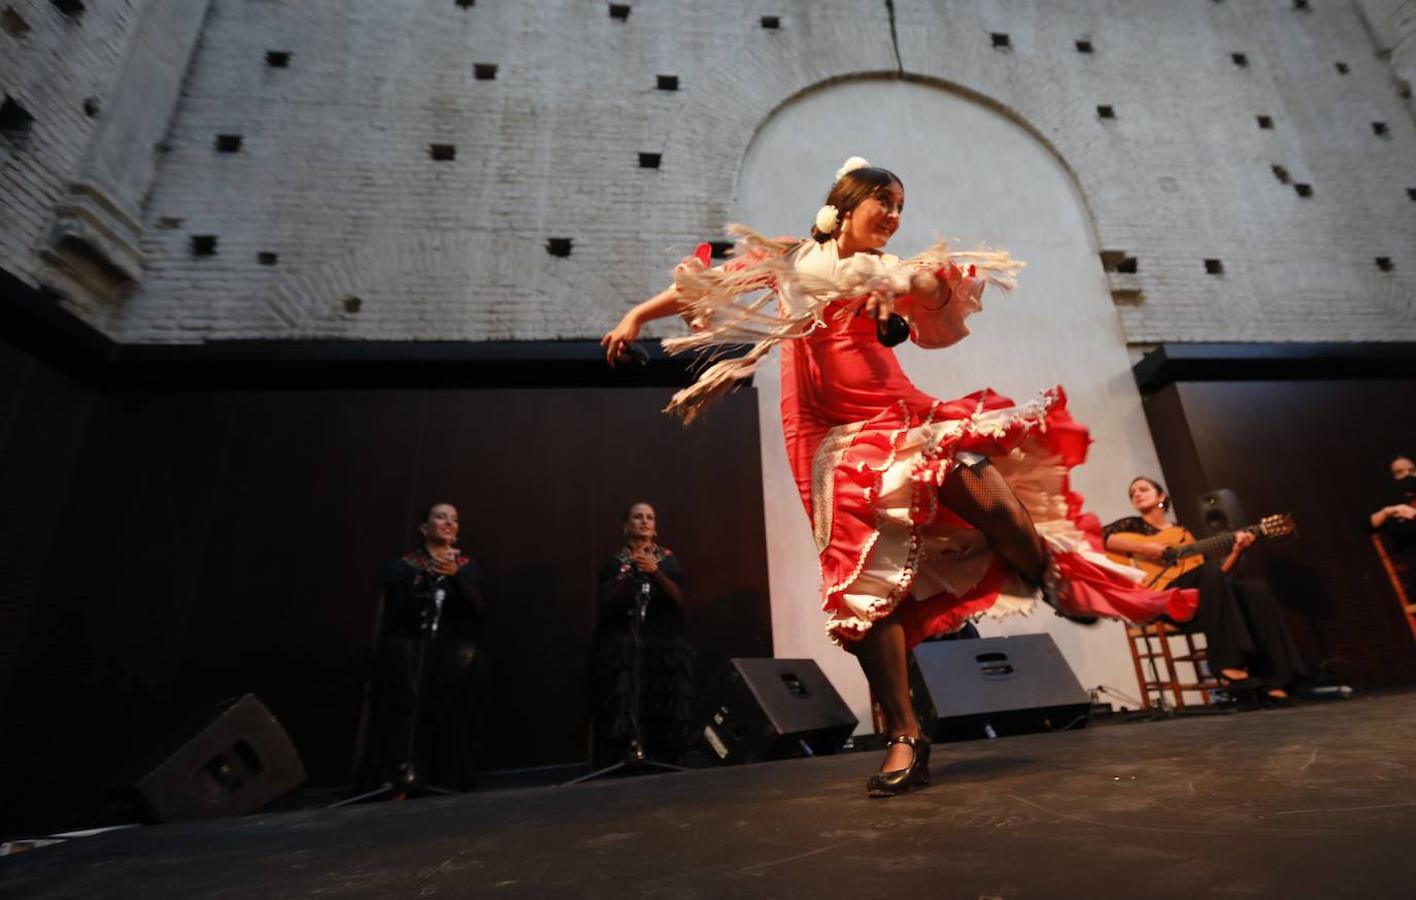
left=1173, top=526, right=1257, bottom=560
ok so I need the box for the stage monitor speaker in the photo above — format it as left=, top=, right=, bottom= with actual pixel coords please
left=114, top=694, right=306, bottom=822
left=1197, top=488, right=1247, bottom=535
left=908, top=634, right=1090, bottom=742
left=701, top=658, right=858, bottom=765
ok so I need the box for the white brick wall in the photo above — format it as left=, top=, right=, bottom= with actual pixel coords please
left=0, top=0, right=146, bottom=298
left=4, top=0, right=1414, bottom=344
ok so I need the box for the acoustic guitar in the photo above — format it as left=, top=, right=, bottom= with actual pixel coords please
left=1105, top=514, right=1297, bottom=589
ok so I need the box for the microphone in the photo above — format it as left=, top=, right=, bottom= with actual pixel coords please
left=635, top=576, right=651, bottom=623
left=429, top=574, right=447, bottom=636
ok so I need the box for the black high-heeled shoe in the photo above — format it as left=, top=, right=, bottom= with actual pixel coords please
left=866, top=734, right=931, bottom=798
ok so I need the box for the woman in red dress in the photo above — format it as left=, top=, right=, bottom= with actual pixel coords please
left=602, top=158, right=1194, bottom=797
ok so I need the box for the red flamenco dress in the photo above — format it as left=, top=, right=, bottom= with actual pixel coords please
left=664, top=230, right=1196, bottom=647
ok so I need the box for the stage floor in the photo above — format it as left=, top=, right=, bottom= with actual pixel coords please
left=4, top=692, right=1415, bottom=899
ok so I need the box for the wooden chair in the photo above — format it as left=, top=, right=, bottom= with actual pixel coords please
left=1370, top=533, right=1416, bottom=643
left=1125, top=621, right=1220, bottom=710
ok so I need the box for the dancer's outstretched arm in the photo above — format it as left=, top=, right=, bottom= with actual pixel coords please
left=601, top=283, right=685, bottom=366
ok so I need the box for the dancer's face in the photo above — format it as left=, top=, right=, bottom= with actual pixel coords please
left=420, top=504, right=460, bottom=545
left=625, top=503, right=657, bottom=541
left=1128, top=479, right=1165, bottom=514
left=841, top=182, right=903, bottom=252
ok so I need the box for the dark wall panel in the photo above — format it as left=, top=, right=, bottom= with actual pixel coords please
left=0, top=355, right=770, bottom=834
left=1145, top=380, right=1416, bottom=689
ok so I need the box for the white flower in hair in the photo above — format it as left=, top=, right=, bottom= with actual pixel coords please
left=834, top=156, right=871, bottom=182
left=814, top=204, right=840, bottom=234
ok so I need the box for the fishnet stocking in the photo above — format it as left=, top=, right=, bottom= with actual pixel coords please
left=937, top=459, right=1048, bottom=586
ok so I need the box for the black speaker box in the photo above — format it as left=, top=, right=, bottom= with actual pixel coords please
left=908, top=634, right=1090, bottom=742
left=701, top=658, right=858, bottom=764
left=1197, top=488, right=1247, bottom=535
left=113, top=694, right=306, bottom=822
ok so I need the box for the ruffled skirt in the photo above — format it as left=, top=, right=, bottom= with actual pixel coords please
left=813, top=386, right=1196, bottom=647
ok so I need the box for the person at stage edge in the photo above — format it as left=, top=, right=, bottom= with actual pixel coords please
left=602, top=156, right=1195, bottom=797
left=1368, top=454, right=1416, bottom=582
left=591, top=502, right=694, bottom=769
left=1103, top=477, right=1307, bottom=701
left=358, top=502, right=486, bottom=793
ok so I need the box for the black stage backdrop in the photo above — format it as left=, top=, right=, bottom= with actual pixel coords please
left=0, top=333, right=772, bottom=835
left=1144, top=379, right=1416, bottom=690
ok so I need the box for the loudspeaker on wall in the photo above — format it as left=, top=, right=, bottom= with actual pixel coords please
left=1197, top=488, right=1248, bottom=534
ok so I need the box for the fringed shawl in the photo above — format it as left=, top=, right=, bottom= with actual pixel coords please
left=662, top=225, right=1025, bottom=423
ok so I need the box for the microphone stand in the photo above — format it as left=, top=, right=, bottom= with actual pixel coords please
left=564, top=569, right=685, bottom=785
left=333, top=570, right=459, bottom=807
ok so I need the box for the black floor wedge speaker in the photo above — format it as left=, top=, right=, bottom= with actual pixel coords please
left=701, top=658, right=858, bottom=764
left=113, top=694, right=306, bottom=822
left=908, top=634, right=1090, bottom=742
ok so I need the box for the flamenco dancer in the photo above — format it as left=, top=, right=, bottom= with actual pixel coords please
left=602, top=157, right=1195, bottom=797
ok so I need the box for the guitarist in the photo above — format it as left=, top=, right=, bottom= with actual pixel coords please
left=1103, top=477, right=1306, bottom=702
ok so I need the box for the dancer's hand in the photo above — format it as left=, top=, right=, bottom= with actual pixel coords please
left=601, top=315, right=640, bottom=366
left=863, top=291, right=894, bottom=322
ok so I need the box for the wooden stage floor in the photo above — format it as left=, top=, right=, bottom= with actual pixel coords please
left=4, top=692, right=1415, bottom=899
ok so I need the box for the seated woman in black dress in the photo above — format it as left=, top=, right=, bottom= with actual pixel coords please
left=591, top=502, right=694, bottom=768
left=359, top=502, right=485, bottom=792
left=1103, top=477, right=1306, bottom=701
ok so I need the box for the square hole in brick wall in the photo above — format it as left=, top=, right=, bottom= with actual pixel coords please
left=50, top=0, right=83, bottom=17
left=990, top=33, right=1010, bottom=49
left=1256, top=114, right=1273, bottom=129
left=156, top=216, right=183, bottom=230
left=1204, top=259, right=1224, bottom=274
left=709, top=240, right=733, bottom=260
left=1294, top=183, right=1312, bottom=197
left=1075, top=39, right=1093, bottom=53
left=1097, top=105, right=1115, bottom=119
left=608, top=3, right=629, bottom=21
left=429, top=143, right=456, bottom=161
left=266, top=50, right=291, bottom=68
left=343, top=296, right=362, bottom=313
left=1271, top=164, right=1290, bottom=183
left=0, top=94, right=34, bottom=136
left=1375, top=257, right=1394, bottom=272
left=215, top=134, right=242, bottom=153
left=761, top=15, right=780, bottom=29
left=638, top=152, right=661, bottom=168
left=1372, top=121, right=1389, bottom=138
left=473, top=63, right=497, bottom=80
left=191, top=235, right=217, bottom=256
left=455, top=0, right=474, bottom=7
left=1099, top=250, right=1137, bottom=273
left=82, top=97, right=99, bottom=117
left=1231, top=53, right=1248, bottom=67
left=546, top=238, right=573, bottom=257
left=1407, top=188, right=1416, bottom=201
left=657, top=74, right=679, bottom=91
left=257, top=252, right=278, bottom=266
left=2, top=7, right=31, bottom=36
left=1335, top=61, right=1349, bottom=74
left=1293, top=0, right=1309, bottom=10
